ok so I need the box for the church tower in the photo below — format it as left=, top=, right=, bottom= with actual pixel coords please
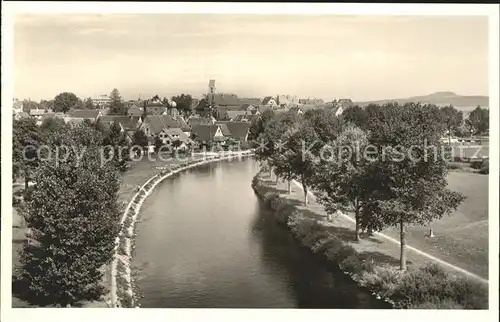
left=208, top=79, right=216, bottom=106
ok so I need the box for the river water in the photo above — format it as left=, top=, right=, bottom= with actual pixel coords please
left=133, top=157, right=389, bottom=308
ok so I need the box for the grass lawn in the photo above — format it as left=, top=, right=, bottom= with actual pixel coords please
left=265, top=170, right=489, bottom=280
left=381, top=171, right=489, bottom=278
left=11, top=152, right=207, bottom=308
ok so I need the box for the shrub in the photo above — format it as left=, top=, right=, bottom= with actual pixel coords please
left=411, top=298, right=464, bottom=309
left=341, top=254, right=364, bottom=274
left=479, top=159, right=489, bottom=174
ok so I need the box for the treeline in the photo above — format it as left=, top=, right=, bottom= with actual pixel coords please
left=252, top=102, right=466, bottom=271
left=12, top=118, right=132, bottom=306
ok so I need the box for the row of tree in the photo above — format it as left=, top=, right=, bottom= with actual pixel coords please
left=254, top=102, right=466, bottom=271
left=343, top=104, right=489, bottom=140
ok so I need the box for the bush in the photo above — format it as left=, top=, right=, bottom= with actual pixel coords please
left=479, top=159, right=489, bottom=174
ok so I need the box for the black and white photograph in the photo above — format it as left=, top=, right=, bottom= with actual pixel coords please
left=1, top=2, right=499, bottom=321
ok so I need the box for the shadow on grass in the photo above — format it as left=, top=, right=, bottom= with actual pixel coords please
left=359, top=250, right=413, bottom=267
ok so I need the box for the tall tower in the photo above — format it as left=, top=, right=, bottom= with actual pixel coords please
left=208, top=79, right=216, bottom=106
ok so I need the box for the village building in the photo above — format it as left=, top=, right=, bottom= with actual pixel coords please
left=65, top=109, right=102, bottom=123
left=216, top=121, right=251, bottom=142
left=187, top=116, right=216, bottom=127
left=140, top=114, right=191, bottom=138
left=191, top=124, right=227, bottom=147
left=127, top=105, right=143, bottom=117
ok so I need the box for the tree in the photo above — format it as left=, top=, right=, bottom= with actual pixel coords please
left=132, top=129, right=149, bottom=156
left=249, top=109, right=275, bottom=142
left=108, top=88, right=127, bottom=115
left=12, top=118, right=41, bottom=191
left=172, top=94, right=193, bottom=117
left=312, top=124, right=371, bottom=241
left=171, top=140, right=183, bottom=154
left=154, top=137, right=163, bottom=154
left=22, top=100, right=40, bottom=112
left=39, top=117, right=68, bottom=143
left=440, top=105, right=463, bottom=144
left=361, top=103, right=465, bottom=270
left=102, top=122, right=130, bottom=172
left=466, top=105, right=489, bottom=135
left=269, top=111, right=301, bottom=193
left=303, top=108, right=341, bottom=143
left=39, top=100, right=55, bottom=111
left=342, top=105, right=369, bottom=129
left=284, top=117, right=320, bottom=205
left=16, top=124, right=121, bottom=306
left=53, top=92, right=79, bottom=113
left=84, top=97, right=95, bottom=109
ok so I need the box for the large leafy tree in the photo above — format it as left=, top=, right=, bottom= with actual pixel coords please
left=53, top=92, right=79, bottom=113
left=341, top=105, right=369, bottom=129
left=269, top=111, right=301, bottom=193
left=284, top=117, right=320, bottom=205
left=108, top=88, right=128, bottom=115
left=12, top=118, right=41, bottom=190
left=102, top=122, right=130, bottom=172
left=440, top=105, right=463, bottom=143
left=16, top=124, right=121, bottom=306
left=466, top=105, right=489, bottom=135
left=312, top=124, right=371, bottom=241
left=39, top=117, right=68, bottom=143
left=172, top=94, right=193, bottom=116
left=39, top=100, right=55, bottom=111
left=362, top=103, right=465, bottom=270
left=84, top=97, right=95, bottom=109
left=249, top=109, right=275, bottom=141
left=132, top=129, right=149, bottom=157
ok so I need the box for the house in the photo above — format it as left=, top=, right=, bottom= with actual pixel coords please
left=187, top=116, right=216, bottom=127
left=97, top=115, right=141, bottom=133
left=92, top=94, right=112, bottom=107
left=67, top=109, right=102, bottom=121
left=144, top=102, right=167, bottom=116
left=127, top=106, right=143, bottom=117
left=219, top=121, right=251, bottom=142
left=191, top=124, right=227, bottom=146
left=239, top=103, right=257, bottom=112
left=167, top=107, right=181, bottom=119
left=140, top=115, right=191, bottom=138
left=299, top=98, right=324, bottom=105
left=261, top=96, right=278, bottom=107
left=14, top=111, right=29, bottom=120
left=233, top=113, right=260, bottom=123
left=239, top=98, right=262, bottom=106
left=157, top=127, right=191, bottom=151
left=226, top=110, right=249, bottom=121
left=277, top=95, right=299, bottom=108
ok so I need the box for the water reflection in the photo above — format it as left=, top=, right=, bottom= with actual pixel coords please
left=133, top=158, right=389, bottom=308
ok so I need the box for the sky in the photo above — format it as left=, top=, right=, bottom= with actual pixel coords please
left=12, top=14, right=489, bottom=102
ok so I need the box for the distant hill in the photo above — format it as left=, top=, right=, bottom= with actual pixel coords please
left=354, top=92, right=489, bottom=112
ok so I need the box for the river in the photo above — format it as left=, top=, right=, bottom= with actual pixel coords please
left=132, top=157, right=389, bottom=308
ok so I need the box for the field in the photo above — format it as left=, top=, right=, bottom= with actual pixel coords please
left=268, top=169, right=489, bottom=280
left=382, top=171, right=489, bottom=278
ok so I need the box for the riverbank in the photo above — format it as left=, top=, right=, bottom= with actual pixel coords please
left=251, top=170, right=488, bottom=309
left=11, top=151, right=252, bottom=308
left=112, top=150, right=255, bottom=308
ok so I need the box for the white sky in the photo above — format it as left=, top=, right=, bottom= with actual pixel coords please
left=13, top=14, right=489, bottom=101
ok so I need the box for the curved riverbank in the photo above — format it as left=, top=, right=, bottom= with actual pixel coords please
left=110, top=150, right=255, bottom=308
left=251, top=171, right=489, bottom=309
